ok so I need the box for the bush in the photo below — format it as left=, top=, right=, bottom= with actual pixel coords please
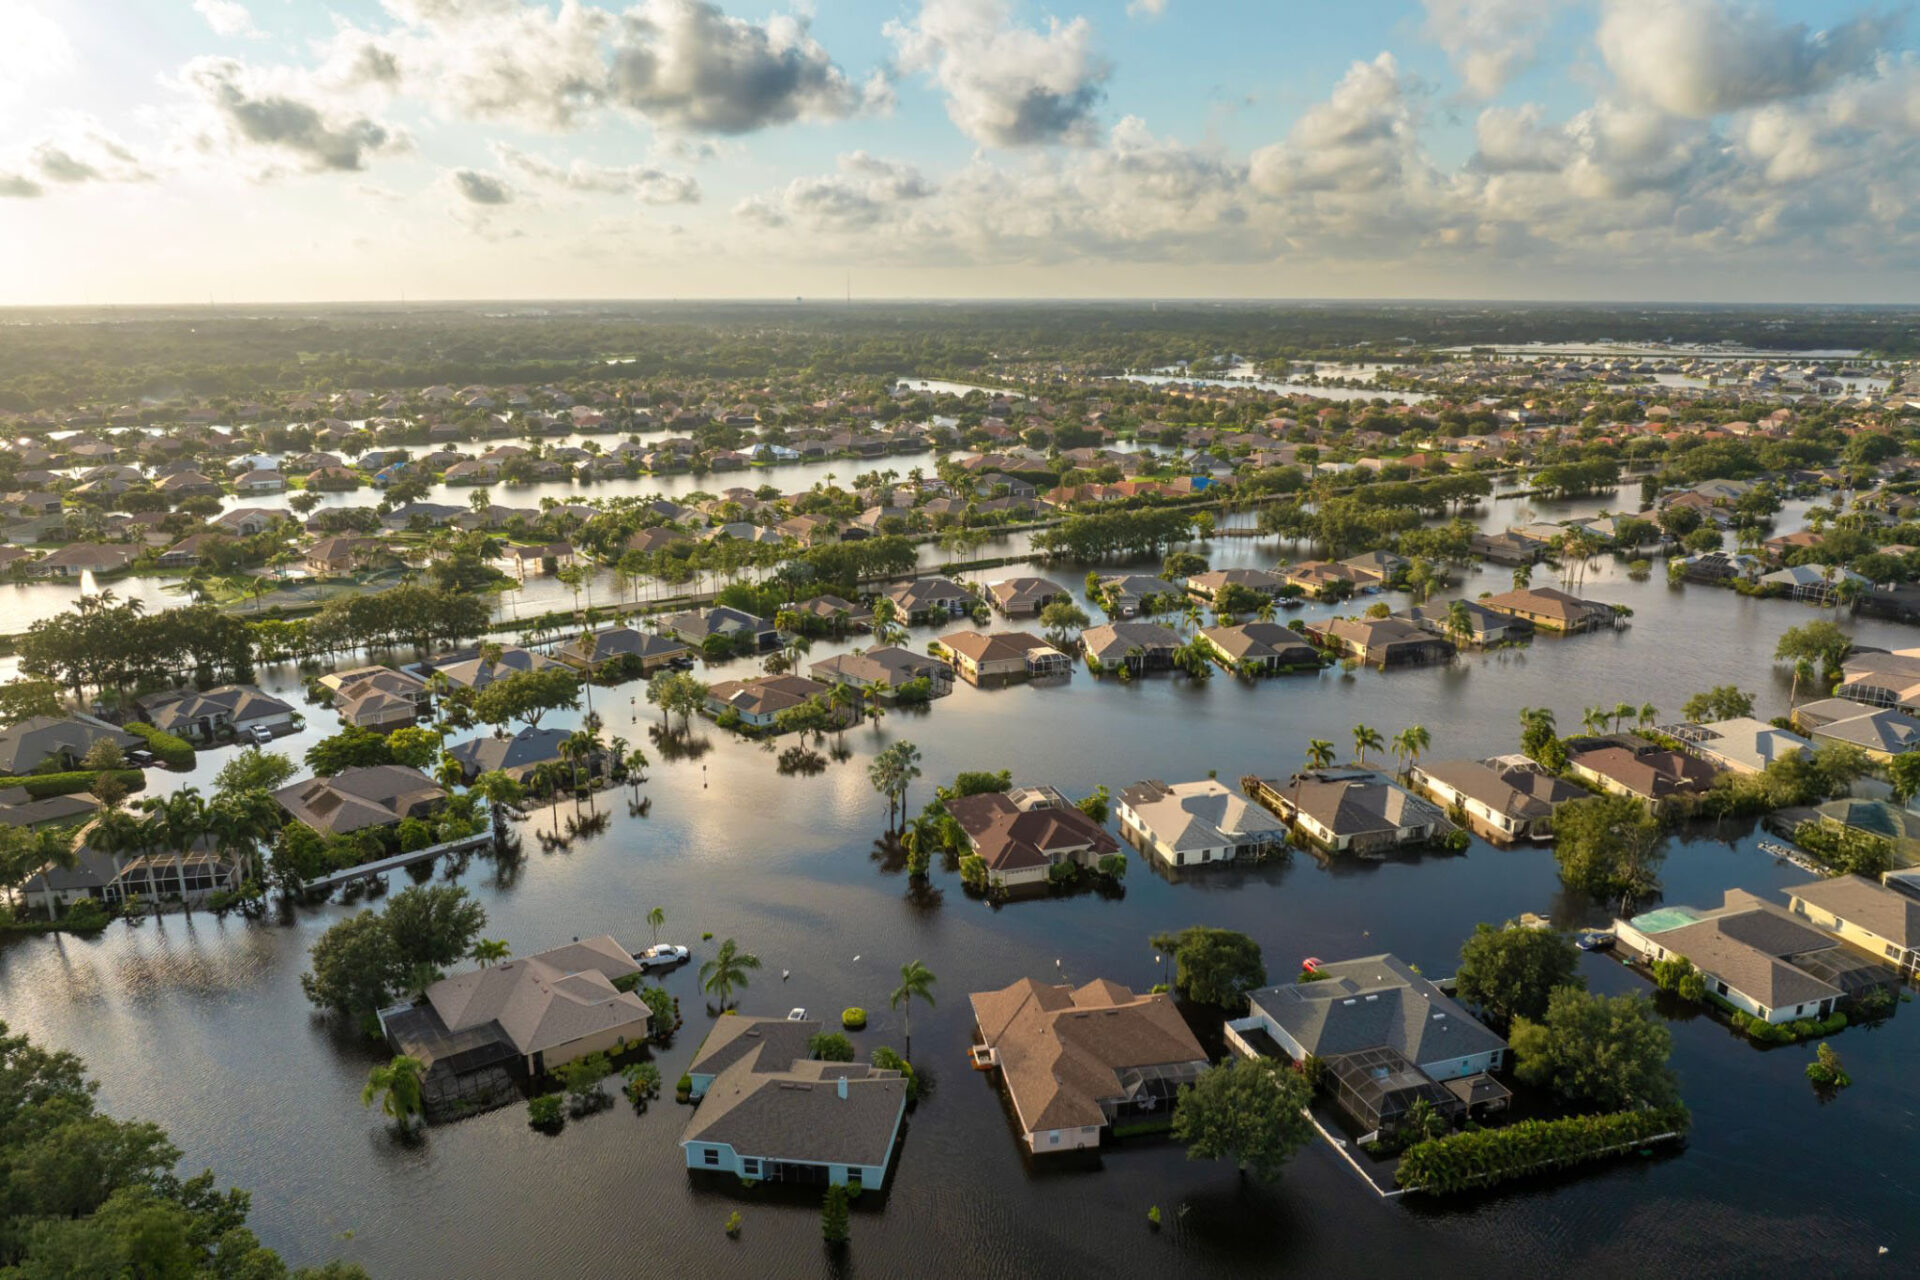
left=675, top=1072, right=693, bottom=1099
left=59, top=898, right=112, bottom=934
left=724, top=1211, right=743, bottom=1238
left=1396, top=1106, right=1691, bottom=1193
left=808, top=1032, right=856, bottom=1062
left=638, top=984, right=676, bottom=1038
left=0, top=768, right=145, bottom=800
left=841, top=1007, right=867, bottom=1030
left=821, top=1185, right=850, bottom=1244
left=623, top=1062, right=662, bottom=1107
left=527, top=1093, right=565, bottom=1129
left=1096, top=852, right=1127, bottom=880
left=123, top=722, right=196, bottom=769
left=1806, top=1041, right=1851, bottom=1090
left=871, top=1045, right=921, bottom=1101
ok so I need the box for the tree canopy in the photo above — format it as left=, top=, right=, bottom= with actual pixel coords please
left=1552, top=795, right=1665, bottom=904
left=1510, top=987, right=1679, bottom=1112
left=1452, top=923, right=1584, bottom=1030
left=1171, top=1057, right=1314, bottom=1183
left=1150, top=926, right=1266, bottom=1010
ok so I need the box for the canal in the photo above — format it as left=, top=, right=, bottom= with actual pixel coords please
left=1, top=502, right=1916, bottom=1279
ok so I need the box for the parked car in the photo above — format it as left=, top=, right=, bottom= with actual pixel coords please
left=637, top=943, right=689, bottom=969
left=786, top=1007, right=807, bottom=1021
left=126, top=748, right=155, bottom=767
left=247, top=725, right=274, bottom=745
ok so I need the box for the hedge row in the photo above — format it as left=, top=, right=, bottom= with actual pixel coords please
left=0, top=768, right=146, bottom=800
left=124, top=722, right=197, bottom=769
left=1396, top=1106, right=1692, bottom=1194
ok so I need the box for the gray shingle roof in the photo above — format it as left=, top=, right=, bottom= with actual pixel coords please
left=1247, top=954, right=1506, bottom=1069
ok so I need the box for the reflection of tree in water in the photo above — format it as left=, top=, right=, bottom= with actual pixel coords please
left=777, top=746, right=827, bottom=775
left=483, top=835, right=526, bottom=890
left=648, top=724, right=713, bottom=762
left=903, top=876, right=943, bottom=916
left=536, top=810, right=611, bottom=854
left=869, top=834, right=906, bottom=874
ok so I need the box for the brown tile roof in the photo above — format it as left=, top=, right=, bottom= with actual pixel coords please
left=946, top=790, right=1118, bottom=871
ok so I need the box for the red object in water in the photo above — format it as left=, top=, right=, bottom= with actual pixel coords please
left=1301, top=957, right=1321, bottom=972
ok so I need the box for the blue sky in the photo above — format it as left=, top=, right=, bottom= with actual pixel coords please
left=1, top=1, right=1916, bottom=304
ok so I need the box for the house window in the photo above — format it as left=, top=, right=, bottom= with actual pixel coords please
left=741, top=1159, right=759, bottom=1176
left=847, top=1168, right=863, bottom=1187
left=702, top=1148, right=720, bottom=1167
left=1047, top=1131, right=1060, bottom=1145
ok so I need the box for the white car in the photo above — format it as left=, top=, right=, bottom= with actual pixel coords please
left=786, top=1007, right=807, bottom=1021
left=637, top=943, right=689, bottom=969
left=247, top=725, right=274, bottom=745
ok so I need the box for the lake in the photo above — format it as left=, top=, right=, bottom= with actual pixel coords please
left=2, top=496, right=1917, bottom=1279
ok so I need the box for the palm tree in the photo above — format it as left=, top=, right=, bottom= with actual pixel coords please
left=362, top=1055, right=425, bottom=1133
left=646, top=906, right=665, bottom=946
left=1446, top=600, right=1474, bottom=647
left=435, top=751, right=466, bottom=792
left=1305, top=739, right=1336, bottom=771
left=699, top=938, right=762, bottom=1009
left=470, top=938, right=510, bottom=967
left=887, top=741, right=922, bottom=827
left=1637, top=702, right=1658, bottom=729
left=1255, top=597, right=1277, bottom=624
left=1391, top=725, right=1431, bottom=778
left=1613, top=701, right=1637, bottom=733
left=890, top=959, right=937, bottom=1062
left=1352, top=724, right=1383, bottom=768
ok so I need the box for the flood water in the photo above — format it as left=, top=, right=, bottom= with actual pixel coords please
left=3, top=493, right=1918, bottom=1279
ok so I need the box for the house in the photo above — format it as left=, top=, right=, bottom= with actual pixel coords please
left=1079, top=621, right=1183, bottom=673
left=134, top=685, right=297, bottom=743
left=1790, top=697, right=1920, bottom=761
left=0, top=790, right=100, bottom=832
left=430, top=646, right=563, bottom=692
left=1197, top=622, right=1320, bottom=675
left=1407, top=758, right=1585, bottom=842
left=33, top=543, right=138, bottom=579
left=322, top=666, right=430, bottom=731
left=305, top=467, right=361, bottom=492
left=553, top=627, right=691, bottom=675
left=1836, top=649, right=1920, bottom=713
left=1339, top=550, right=1409, bottom=585
left=1281, top=561, right=1364, bottom=595
left=494, top=542, right=574, bottom=575
left=1785, top=875, right=1920, bottom=976
left=945, top=786, right=1120, bottom=888
left=213, top=507, right=283, bottom=537
left=384, top=935, right=650, bottom=1085
left=1759, top=563, right=1869, bottom=605
left=1228, top=954, right=1509, bottom=1134
left=1615, top=890, right=1890, bottom=1024
left=887, top=575, right=972, bottom=622
left=665, top=606, right=778, bottom=651
left=1116, top=778, right=1289, bottom=869
left=1310, top=616, right=1455, bottom=667
left=274, top=765, right=448, bottom=836
left=18, top=829, right=237, bottom=911
left=0, top=715, right=137, bottom=775
left=968, top=977, right=1208, bottom=1153
left=987, top=576, right=1070, bottom=617
left=1095, top=573, right=1179, bottom=617
left=155, top=470, right=220, bottom=500
left=1242, top=769, right=1445, bottom=854
left=1396, top=598, right=1528, bottom=646
left=1478, top=587, right=1616, bottom=634
left=233, top=469, right=285, bottom=494
left=808, top=645, right=949, bottom=694
left=704, top=675, right=838, bottom=729
left=304, top=536, right=383, bottom=574
left=680, top=1016, right=907, bottom=1188
left=939, top=631, right=1070, bottom=684
left=791, top=594, right=874, bottom=631
left=1470, top=529, right=1546, bottom=564
left=1567, top=744, right=1720, bottom=804
left=1186, top=568, right=1287, bottom=601
left=445, top=726, right=576, bottom=784
left=1667, top=717, right=1813, bottom=775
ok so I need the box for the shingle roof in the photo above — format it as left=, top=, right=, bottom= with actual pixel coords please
left=1788, top=875, right=1920, bottom=949
left=946, top=789, right=1118, bottom=870
left=274, top=765, right=446, bottom=835
left=680, top=1022, right=906, bottom=1167
left=426, top=935, right=648, bottom=1057
left=1118, top=779, right=1287, bottom=853
left=1246, top=954, right=1507, bottom=1069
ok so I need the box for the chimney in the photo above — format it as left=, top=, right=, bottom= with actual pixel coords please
left=836, top=1076, right=848, bottom=1100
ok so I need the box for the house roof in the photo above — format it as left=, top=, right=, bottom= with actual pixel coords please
left=1787, top=875, right=1920, bottom=949
left=1682, top=717, right=1813, bottom=772
left=987, top=576, right=1068, bottom=609
left=556, top=628, right=689, bottom=665
left=1635, top=889, right=1844, bottom=1010
left=432, top=646, right=561, bottom=692
left=1281, top=769, right=1444, bottom=837
left=969, top=978, right=1208, bottom=1133
left=680, top=1019, right=906, bottom=1168
left=1794, top=698, right=1920, bottom=754
left=1246, top=954, right=1507, bottom=1070
left=448, top=726, right=571, bottom=777
left=886, top=575, right=970, bottom=609
left=808, top=646, right=943, bottom=688
left=1079, top=621, right=1183, bottom=663
left=946, top=788, right=1118, bottom=871
left=274, top=765, right=446, bottom=835
left=0, top=715, right=137, bottom=775
left=137, top=685, right=294, bottom=735
left=1411, top=759, right=1584, bottom=821
left=939, top=630, right=1060, bottom=665
left=425, top=935, right=648, bottom=1057
left=707, top=674, right=831, bottom=717
left=1569, top=746, right=1719, bottom=798
left=1199, top=621, right=1318, bottom=663
left=1117, top=779, right=1288, bottom=853
left=1479, top=586, right=1612, bottom=624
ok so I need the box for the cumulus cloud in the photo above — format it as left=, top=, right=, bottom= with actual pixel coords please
left=193, top=0, right=260, bottom=39
left=1422, top=0, right=1559, bottom=98
left=0, top=173, right=42, bottom=198
left=451, top=167, right=514, bottom=203
left=0, top=119, right=153, bottom=196
left=735, top=151, right=935, bottom=231
left=1597, top=0, right=1895, bottom=118
left=377, top=0, right=610, bottom=131
left=1249, top=54, right=1426, bottom=195
left=607, top=0, right=871, bottom=134
left=178, top=56, right=410, bottom=174
left=1470, top=103, right=1572, bottom=172
left=493, top=142, right=700, bottom=203
left=886, top=0, right=1110, bottom=147
left=1126, top=0, right=1168, bottom=16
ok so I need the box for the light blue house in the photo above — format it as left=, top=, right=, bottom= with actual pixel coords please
left=680, top=1016, right=908, bottom=1188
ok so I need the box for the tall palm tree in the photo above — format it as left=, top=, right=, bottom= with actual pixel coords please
left=1638, top=702, right=1658, bottom=729
left=361, top=1055, right=425, bottom=1133
left=1447, top=599, right=1474, bottom=647
left=887, top=741, right=922, bottom=827
left=469, top=938, right=510, bottom=967
left=646, top=906, right=665, bottom=946
left=869, top=752, right=902, bottom=832
left=1581, top=706, right=1609, bottom=736
left=1305, top=739, right=1335, bottom=771
left=890, top=959, right=937, bottom=1062
left=435, top=751, right=467, bottom=792
left=1612, top=701, right=1637, bottom=733
left=699, top=938, right=762, bottom=1009
left=1351, top=724, right=1383, bottom=768
left=1392, top=725, right=1431, bottom=778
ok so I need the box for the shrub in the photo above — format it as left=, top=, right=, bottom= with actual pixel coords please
left=638, top=984, right=676, bottom=1038
left=959, top=854, right=988, bottom=890
left=124, top=722, right=196, bottom=769
left=0, top=768, right=145, bottom=800
left=724, top=1211, right=743, bottom=1239
left=527, top=1094, right=565, bottom=1129
left=821, top=1185, right=850, bottom=1244
left=808, top=1032, right=856, bottom=1062
left=841, top=1007, right=867, bottom=1030
left=870, top=1045, right=921, bottom=1102
left=1396, top=1106, right=1691, bottom=1193
left=675, top=1072, right=693, bottom=1099
left=623, top=1062, right=662, bottom=1107
left=1046, top=860, right=1078, bottom=886
left=1096, top=852, right=1127, bottom=880
left=1806, top=1041, right=1851, bottom=1090
left=59, top=899, right=112, bottom=934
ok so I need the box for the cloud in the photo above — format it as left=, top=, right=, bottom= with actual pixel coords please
left=451, top=167, right=514, bottom=203
left=1597, top=0, right=1895, bottom=118
left=1126, top=0, right=1168, bottom=16
left=734, top=151, right=935, bottom=231
left=1470, top=103, right=1572, bottom=172
left=492, top=142, right=701, bottom=203
left=193, top=0, right=260, bottom=39
left=0, top=173, right=43, bottom=198
left=178, top=56, right=410, bottom=174
left=886, top=0, right=1110, bottom=147
left=1249, top=53, right=1427, bottom=195
left=382, top=0, right=610, bottom=131
left=1422, top=0, right=1559, bottom=98
left=0, top=120, right=154, bottom=194
left=607, top=0, right=871, bottom=134
left=0, top=1, right=75, bottom=119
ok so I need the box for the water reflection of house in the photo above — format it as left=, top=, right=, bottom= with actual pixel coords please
left=1227, top=955, right=1509, bottom=1137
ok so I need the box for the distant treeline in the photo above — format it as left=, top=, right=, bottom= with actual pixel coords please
left=2, top=300, right=1916, bottom=411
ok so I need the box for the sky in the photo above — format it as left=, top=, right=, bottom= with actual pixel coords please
left=0, top=0, right=1916, bottom=305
